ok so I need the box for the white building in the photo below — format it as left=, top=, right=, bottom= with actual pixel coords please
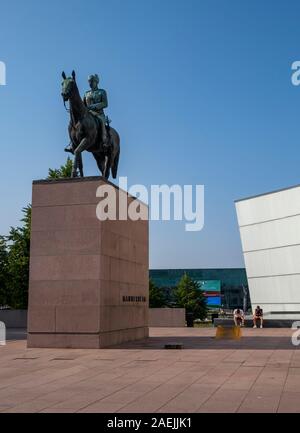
left=235, top=185, right=300, bottom=320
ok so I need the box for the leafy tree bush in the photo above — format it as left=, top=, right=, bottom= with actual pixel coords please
left=149, top=279, right=168, bottom=308
left=0, top=159, right=73, bottom=309
left=48, top=157, right=73, bottom=179
left=0, top=206, right=32, bottom=309
left=174, top=273, right=208, bottom=320
left=0, top=236, right=9, bottom=306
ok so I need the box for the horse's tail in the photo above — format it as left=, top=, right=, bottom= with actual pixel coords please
left=112, top=148, right=120, bottom=179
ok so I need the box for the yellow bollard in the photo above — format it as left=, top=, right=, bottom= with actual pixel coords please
left=215, top=325, right=242, bottom=340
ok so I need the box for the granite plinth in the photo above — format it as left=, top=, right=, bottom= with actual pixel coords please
left=27, top=177, right=149, bottom=349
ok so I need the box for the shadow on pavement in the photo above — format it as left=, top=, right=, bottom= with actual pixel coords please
left=4, top=329, right=298, bottom=350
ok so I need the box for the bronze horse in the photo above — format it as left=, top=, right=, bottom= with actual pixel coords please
left=61, top=71, right=120, bottom=179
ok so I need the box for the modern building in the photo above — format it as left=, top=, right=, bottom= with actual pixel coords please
left=236, top=184, right=300, bottom=320
left=149, top=268, right=249, bottom=310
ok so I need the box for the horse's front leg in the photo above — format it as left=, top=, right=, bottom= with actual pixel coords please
left=72, top=137, right=89, bottom=178
left=78, top=153, right=84, bottom=177
left=71, top=154, right=78, bottom=178
left=71, top=152, right=79, bottom=178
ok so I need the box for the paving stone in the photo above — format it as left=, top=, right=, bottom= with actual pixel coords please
left=1, top=327, right=300, bottom=413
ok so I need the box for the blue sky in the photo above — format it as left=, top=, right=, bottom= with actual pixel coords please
left=1, top=0, right=300, bottom=269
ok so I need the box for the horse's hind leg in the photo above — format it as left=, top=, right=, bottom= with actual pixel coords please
left=111, top=150, right=120, bottom=179
left=93, top=153, right=105, bottom=176
left=104, top=155, right=111, bottom=180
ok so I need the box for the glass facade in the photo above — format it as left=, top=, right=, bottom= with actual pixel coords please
left=196, top=280, right=221, bottom=308
left=149, top=268, right=250, bottom=311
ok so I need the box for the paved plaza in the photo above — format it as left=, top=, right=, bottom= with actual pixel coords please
left=1, top=327, right=300, bottom=413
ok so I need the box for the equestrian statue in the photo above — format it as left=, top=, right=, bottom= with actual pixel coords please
left=61, top=70, right=120, bottom=179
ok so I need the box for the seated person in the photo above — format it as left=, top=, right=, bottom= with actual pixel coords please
left=233, top=308, right=245, bottom=327
left=253, top=306, right=263, bottom=328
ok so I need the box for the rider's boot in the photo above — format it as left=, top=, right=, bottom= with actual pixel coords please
left=64, top=143, right=74, bottom=154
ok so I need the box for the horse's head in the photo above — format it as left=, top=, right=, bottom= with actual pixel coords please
left=61, top=70, right=76, bottom=102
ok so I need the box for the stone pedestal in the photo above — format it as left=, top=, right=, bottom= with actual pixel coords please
left=27, top=177, right=149, bottom=348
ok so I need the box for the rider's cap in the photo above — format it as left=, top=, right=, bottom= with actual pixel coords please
left=88, top=74, right=99, bottom=84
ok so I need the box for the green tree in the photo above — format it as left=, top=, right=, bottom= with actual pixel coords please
left=0, top=236, right=8, bottom=306
left=6, top=206, right=31, bottom=309
left=0, top=158, right=74, bottom=309
left=149, top=279, right=167, bottom=308
left=174, top=273, right=208, bottom=320
left=47, top=157, right=73, bottom=179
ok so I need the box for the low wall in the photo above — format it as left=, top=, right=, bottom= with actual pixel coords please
left=149, top=308, right=186, bottom=327
left=0, top=310, right=27, bottom=328
left=1, top=309, right=187, bottom=329
left=214, top=318, right=294, bottom=328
